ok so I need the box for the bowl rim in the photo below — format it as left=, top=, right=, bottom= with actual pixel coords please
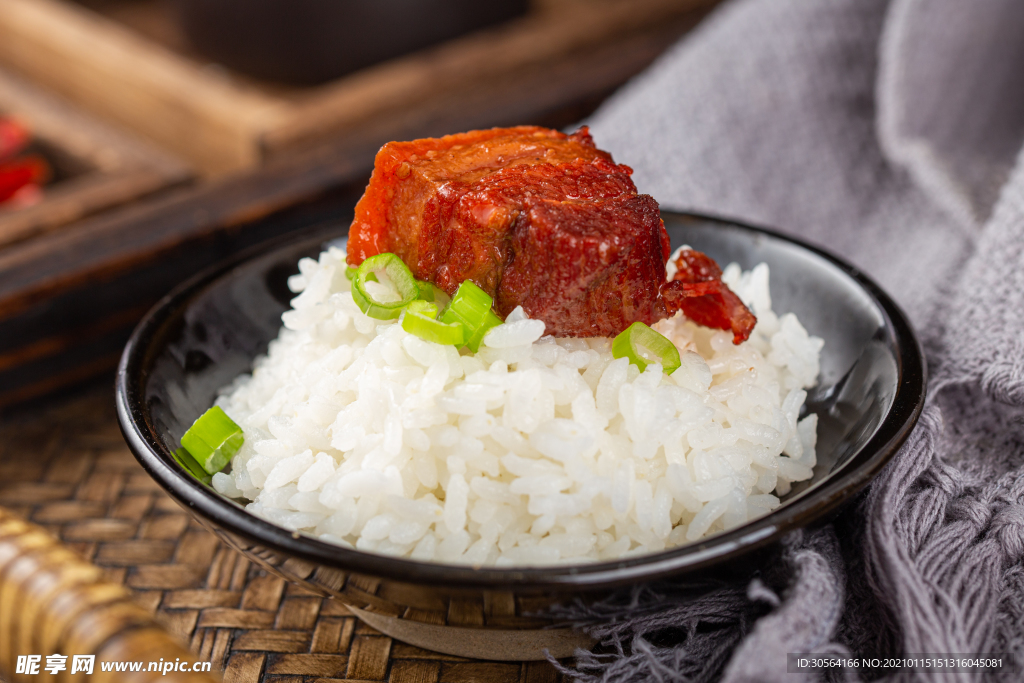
left=116, top=210, right=926, bottom=590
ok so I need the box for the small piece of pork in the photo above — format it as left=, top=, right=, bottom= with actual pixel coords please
left=661, top=248, right=757, bottom=344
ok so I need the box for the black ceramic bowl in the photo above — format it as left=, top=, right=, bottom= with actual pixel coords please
left=116, top=211, right=925, bottom=660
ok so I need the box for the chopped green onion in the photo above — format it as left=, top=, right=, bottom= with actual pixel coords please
left=409, top=300, right=438, bottom=318
left=345, top=266, right=357, bottom=281
left=402, top=300, right=465, bottom=346
left=172, top=447, right=212, bottom=484
left=440, top=281, right=503, bottom=352
left=415, top=279, right=445, bottom=303
left=469, top=310, right=503, bottom=352
left=351, top=253, right=418, bottom=320
left=180, top=406, right=244, bottom=475
left=612, top=322, right=681, bottom=374
left=415, top=279, right=434, bottom=300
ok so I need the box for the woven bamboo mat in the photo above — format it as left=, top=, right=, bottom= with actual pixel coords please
left=0, top=384, right=565, bottom=683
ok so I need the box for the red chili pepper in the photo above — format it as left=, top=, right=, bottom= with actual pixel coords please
left=0, top=155, right=50, bottom=204
left=0, top=117, right=31, bottom=163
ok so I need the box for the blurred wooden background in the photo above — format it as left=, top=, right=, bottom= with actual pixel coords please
left=0, top=0, right=720, bottom=410
left=0, top=68, right=190, bottom=248
left=0, top=0, right=720, bottom=679
left=0, top=0, right=718, bottom=176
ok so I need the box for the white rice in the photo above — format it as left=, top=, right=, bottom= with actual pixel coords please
left=213, top=245, right=824, bottom=566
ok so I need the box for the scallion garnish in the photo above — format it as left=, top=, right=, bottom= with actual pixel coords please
left=415, top=279, right=448, bottom=305
left=440, top=281, right=503, bottom=352
left=172, top=447, right=212, bottom=484
left=351, top=253, right=419, bottom=319
left=612, top=322, right=681, bottom=374
left=345, top=266, right=357, bottom=281
left=180, top=406, right=244, bottom=475
left=402, top=300, right=466, bottom=346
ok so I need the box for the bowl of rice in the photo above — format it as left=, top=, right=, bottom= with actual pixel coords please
left=116, top=211, right=925, bottom=660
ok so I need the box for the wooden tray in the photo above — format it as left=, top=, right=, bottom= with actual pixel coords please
left=0, top=67, right=190, bottom=249
left=0, top=0, right=716, bottom=176
left=0, top=386, right=566, bottom=682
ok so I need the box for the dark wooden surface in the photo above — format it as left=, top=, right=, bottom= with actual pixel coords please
left=0, top=10, right=709, bottom=411
left=0, top=66, right=191, bottom=249
left=0, top=383, right=566, bottom=683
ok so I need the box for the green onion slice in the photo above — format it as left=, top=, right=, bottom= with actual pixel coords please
left=351, top=253, right=418, bottom=320
left=180, top=406, right=244, bottom=475
left=402, top=300, right=465, bottom=346
left=172, top=447, right=212, bottom=484
left=415, top=279, right=449, bottom=306
left=415, top=279, right=434, bottom=300
left=440, top=281, right=503, bottom=352
left=345, top=266, right=357, bottom=281
left=612, top=322, right=681, bottom=374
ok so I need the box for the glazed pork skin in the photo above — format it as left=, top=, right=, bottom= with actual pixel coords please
left=440, top=158, right=640, bottom=302
left=345, top=126, right=611, bottom=271
left=346, top=125, right=670, bottom=337
left=497, top=193, right=668, bottom=337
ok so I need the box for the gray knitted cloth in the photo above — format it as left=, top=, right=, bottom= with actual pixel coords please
left=560, top=0, right=1024, bottom=681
